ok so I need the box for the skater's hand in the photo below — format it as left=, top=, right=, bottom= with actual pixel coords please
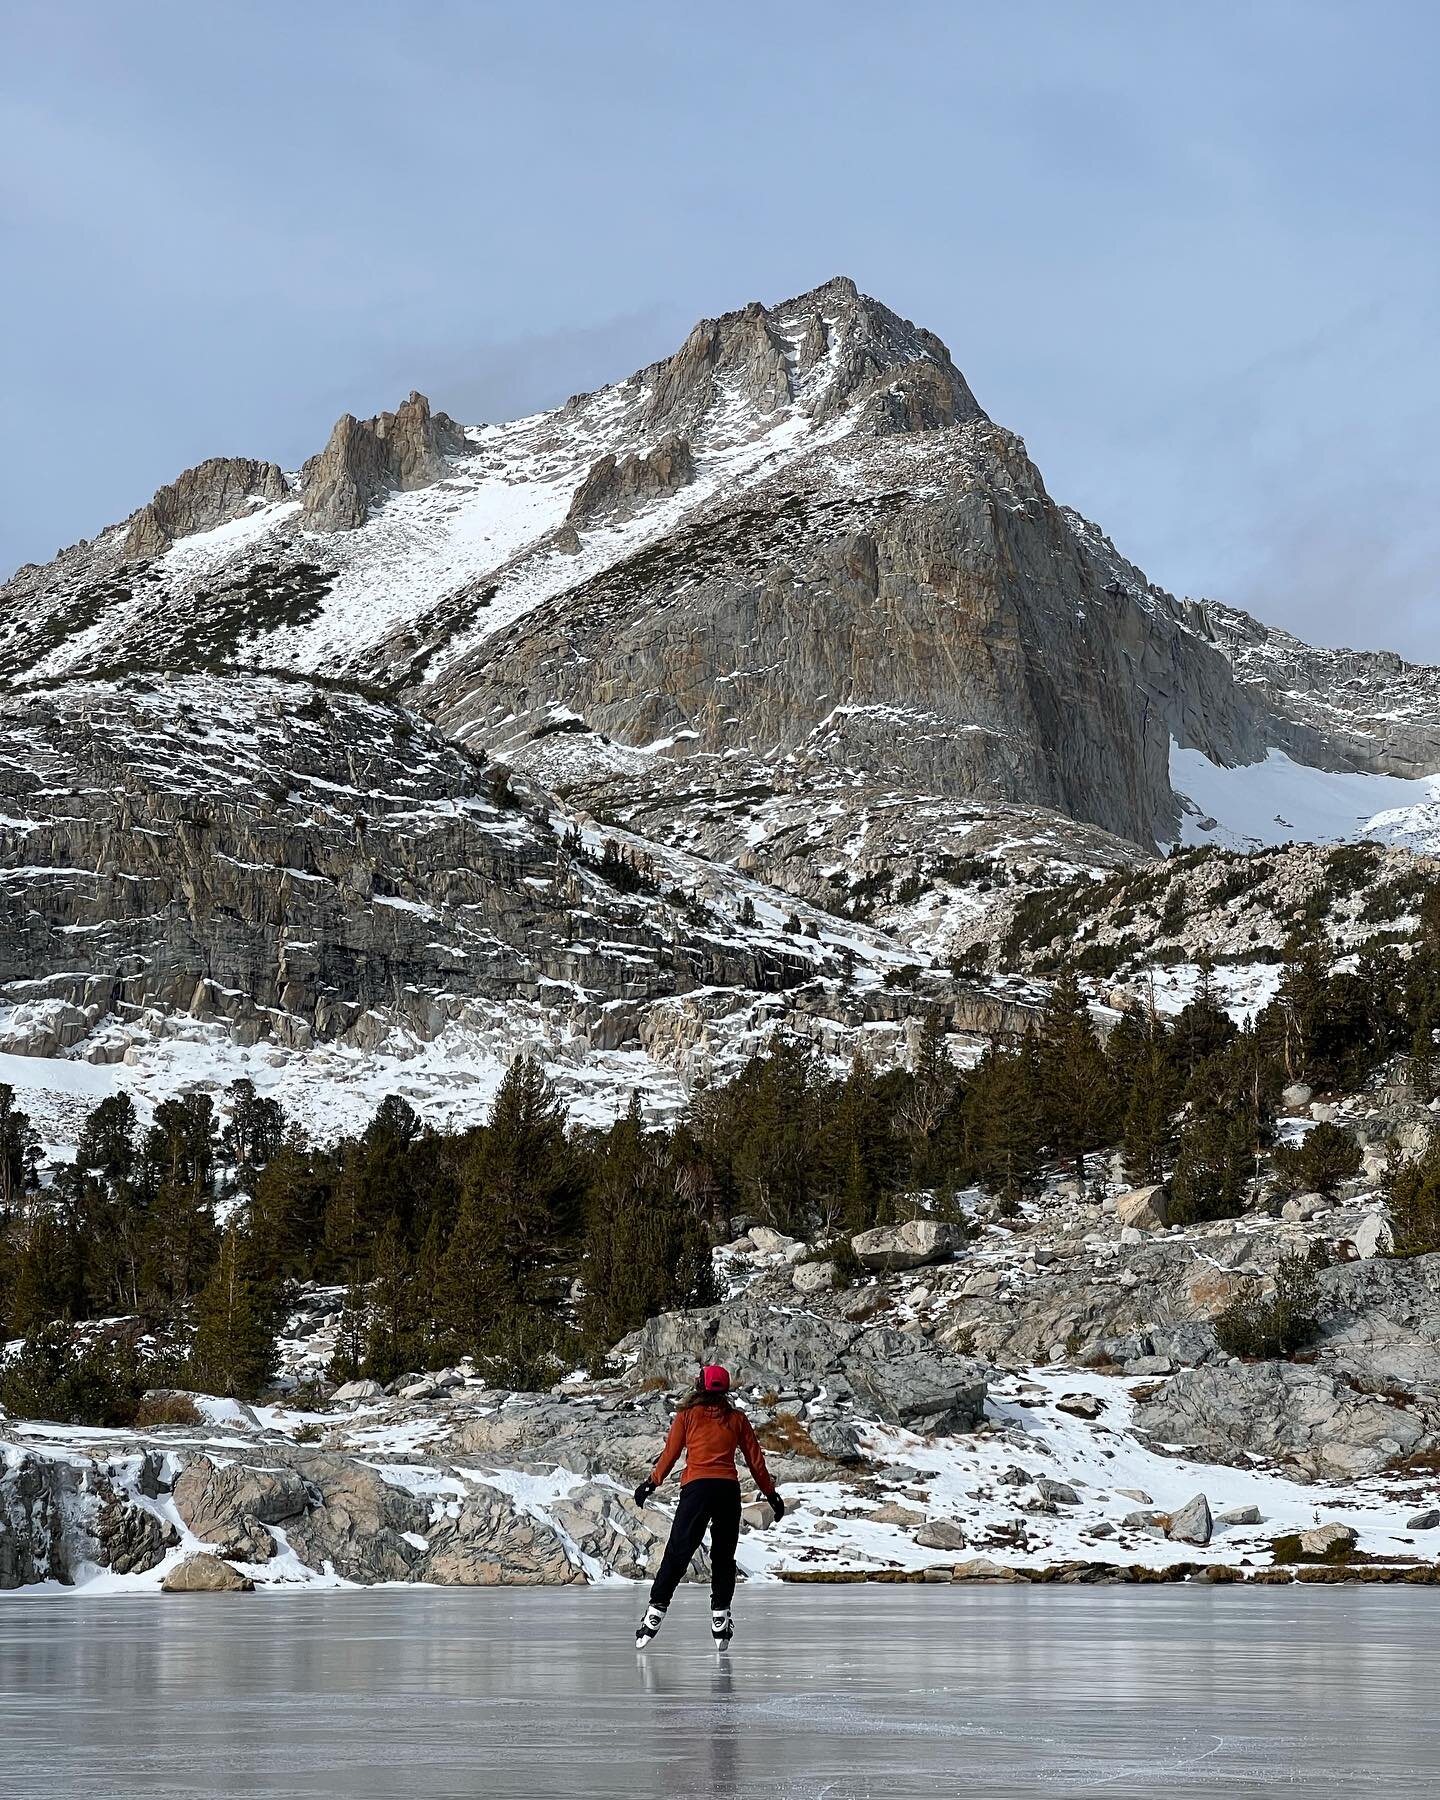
left=767, top=1490, right=785, bottom=1522
left=633, top=1479, right=657, bottom=1508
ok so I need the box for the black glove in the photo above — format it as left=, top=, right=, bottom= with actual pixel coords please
left=767, top=1490, right=785, bottom=1522
left=633, top=1479, right=657, bottom=1508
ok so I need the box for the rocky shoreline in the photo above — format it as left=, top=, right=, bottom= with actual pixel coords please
left=7, top=1182, right=1440, bottom=1597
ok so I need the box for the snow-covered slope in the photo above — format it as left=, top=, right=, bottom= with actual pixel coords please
left=1171, top=741, right=1440, bottom=853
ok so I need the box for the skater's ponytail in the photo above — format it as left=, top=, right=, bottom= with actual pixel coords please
left=680, top=1363, right=734, bottom=1410
left=679, top=1388, right=733, bottom=1412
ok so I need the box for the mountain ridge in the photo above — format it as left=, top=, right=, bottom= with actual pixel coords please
left=3, top=275, right=1440, bottom=1127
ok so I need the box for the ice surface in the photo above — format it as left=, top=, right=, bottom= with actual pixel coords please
left=1, top=1587, right=1435, bottom=1798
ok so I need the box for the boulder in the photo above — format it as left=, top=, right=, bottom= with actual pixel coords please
left=213, top=1516, right=278, bottom=1563
left=1165, top=1493, right=1213, bottom=1546
left=1122, top=1509, right=1164, bottom=1531
left=171, top=1456, right=309, bottom=1544
left=161, top=1554, right=253, bottom=1594
left=448, top=1395, right=673, bottom=1483
left=1314, top=1254, right=1440, bottom=1394
left=420, top=1484, right=584, bottom=1585
left=1113, top=1185, right=1169, bottom=1231
left=1134, top=1360, right=1424, bottom=1481
left=617, top=1298, right=987, bottom=1435
left=748, top=1225, right=801, bottom=1257
left=851, top=1219, right=963, bottom=1271
left=96, top=1496, right=179, bottom=1576
left=915, top=1519, right=967, bottom=1552
left=331, top=1379, right=384, bottom=1403
left=0, top=1455, right=91, bottom=1588
left=1407, top=1510, right=1440, bottom=1531
left=842, top=1329, right=987, bottom=1434
left=792, top=1260, right=840, bottom=1294
left=544, top=1484, right=667, bottom=1581
left=1298, top=1523, right=1357, bottom=1558
left=951, top=1557, right=1025, bottom=1582
left=1352, top=1213, right=1394, bottom=1261
left=1282, top=1083, right=1314, bottom=1110
left=1056, top=1392, right=1102, bottom=1419
left=280, top=1453, right=436, bottom=1584
left=868, top=1502, right=926, bottom=1527
left=804, top=1416, right=864, bottom=1462
left=1215, top=1505, right=1262, bottom=1527
left=1035, top=1478, right=1080, bottom=1507
left=1360, top=1148, right=1388, bottom=1186
left=566, top=435, right=694, bottom=525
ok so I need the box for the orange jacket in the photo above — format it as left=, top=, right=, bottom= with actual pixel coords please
left=649, top=1401, right=774, bottom=1492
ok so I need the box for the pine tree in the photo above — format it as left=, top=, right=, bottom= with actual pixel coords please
left=363, top=1216, right=424, bottom=1382
left=189, top=1225, right=280, bottom=1400
left=250, top=1141, right=331, bottom=1283
left=0, top=1085, right=41, bottom=1212
left=966, top=1039, right=1043, bottom=1206
left=143, top=1094, right=217, bottom=1195
left=434, top=1183, right=510, bottom=1350
left=76, top=1093, right=137, bottom=1184
left=1390, top=1140, right=1440, bottom=1255
left=579, top=1095, right=716, bottom=1351
left=222, top=1079, right=285, bottom=1189
left=8, top=1210, right=85, bottom=1333
left=327, top=1278, right=368, bottom=1384
left=464, top=1058, right=579, bottom=1289
left=1169, top=1105, right=1255, bottom=1225
left=823, top=1055, right=903, bottom=1233
left=1119, top=1015, right=1181, bottom=1184
left=1169, top=957, right=1236, bottom=1076
left=898, top=1010, right=959, bottom=1186
left=1035, top=968, right=1116, bottom=1170
left=324, top=1095, right=424, bottom=1274
left=694, top=1042, right=819, bottom=1232
left=137, top=1177, right=218, bottom=1327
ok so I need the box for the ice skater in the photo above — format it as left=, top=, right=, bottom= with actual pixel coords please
left=632, top=1364, right=784, bottom=1648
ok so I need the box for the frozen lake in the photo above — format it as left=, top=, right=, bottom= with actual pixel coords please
left=1, top=1585, right=1437, bottom=1798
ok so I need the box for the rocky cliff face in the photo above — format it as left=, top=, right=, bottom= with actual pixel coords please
left=428, top=421, right=1278, bottom=851
left=121, top=457, right=290, bottom=561
left=300, top=390, right=467, bottom=530
left=567, top=434, right=694, bottom=524
left=0, top=669, right=1004, bottom=1118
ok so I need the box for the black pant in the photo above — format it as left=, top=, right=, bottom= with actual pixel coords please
left=649, top=1478, right=742, bottom=1610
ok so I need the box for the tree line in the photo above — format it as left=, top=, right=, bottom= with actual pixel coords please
left=4, top=910, right=1440, bottom=1421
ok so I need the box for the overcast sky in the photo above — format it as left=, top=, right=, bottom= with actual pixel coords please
left=4, top=1, right=1437, bottom=656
